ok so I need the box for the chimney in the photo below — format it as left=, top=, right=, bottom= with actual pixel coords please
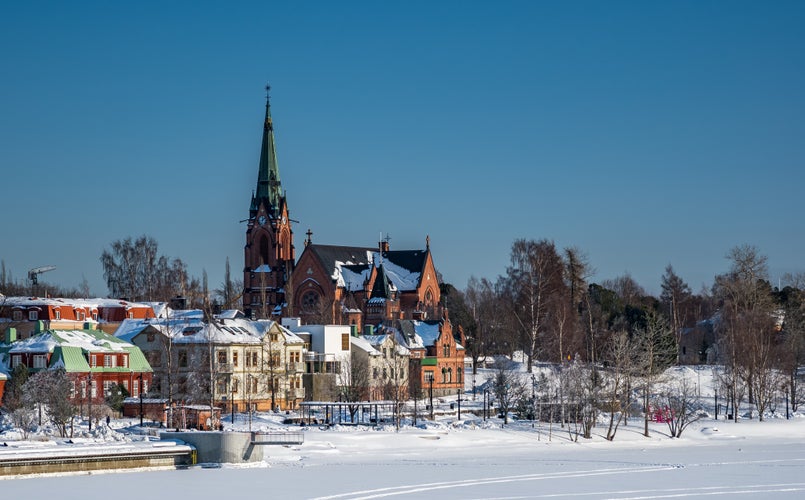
left=379, top=240, right=389, bottom=253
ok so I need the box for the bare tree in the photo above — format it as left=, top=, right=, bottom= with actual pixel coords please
left=633, top=311, right=677, bottom=437
left=502, top=239, right=567, bottom=371
left=490, top=359, right=526, bottom=424
left=661, top=264, right=692, bottom=352
left=653, top=377, right=705, bottom=438
left=100, top=235, right=201, bottom=302
left=601, top=331, right=635, bottom=441
left=564, top=358, right=600, bottom=440
left=714, top=245, right=777, bottom=421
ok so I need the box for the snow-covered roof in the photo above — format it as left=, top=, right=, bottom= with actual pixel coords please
left=0, top=296, right=154, bottom=310
left=362, top=333, right=410, bottom=356
left=350, top=335, right=381, bottom=356
left=216, top=309, right=245, bottom=320
left=8, top=329, right=136, bottom=354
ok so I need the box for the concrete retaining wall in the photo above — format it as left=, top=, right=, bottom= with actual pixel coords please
left=161, top=431, right=263, bottom=464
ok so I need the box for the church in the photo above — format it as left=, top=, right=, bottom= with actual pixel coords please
left=242, top=90, right=441, bottom=328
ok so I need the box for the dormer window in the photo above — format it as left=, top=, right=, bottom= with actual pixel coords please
left=33, top=354, right=47, bottom=369
left=12, top=310, right=22, bottom=321
left=53, top=309, right=61, bottom=320
left=28, top=310, right=38, bottom=321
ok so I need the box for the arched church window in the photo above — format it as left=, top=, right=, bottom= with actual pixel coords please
left=302, top=291, right=319, bottom=312
left=425, top=290, right=433, bottom=305
left=259, top=235, right=270, bottom=265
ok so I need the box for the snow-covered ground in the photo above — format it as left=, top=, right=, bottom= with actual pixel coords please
left=2, top=365, right=804, bottom=499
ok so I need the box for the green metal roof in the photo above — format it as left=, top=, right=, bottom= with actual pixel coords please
left=252, top=92, right=283, bottom=216
left=124, top=346, right=153, bottom=372
left=420, top=357, right=438, bottom=366
left=51, top=345, right=91, bottom=372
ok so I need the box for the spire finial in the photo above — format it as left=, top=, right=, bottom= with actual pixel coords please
left=426, top=235, right=430, bottom=250
left=265, top=83, right=271, bottom=104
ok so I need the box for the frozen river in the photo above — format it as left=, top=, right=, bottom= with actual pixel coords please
left=4, top=420, right=805, bottom=499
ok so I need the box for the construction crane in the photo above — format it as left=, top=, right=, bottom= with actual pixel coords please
left=28, top=265, right=56, bottom=286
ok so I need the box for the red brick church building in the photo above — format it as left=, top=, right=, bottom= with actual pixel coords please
left=242, top=91, right=442, bottom=328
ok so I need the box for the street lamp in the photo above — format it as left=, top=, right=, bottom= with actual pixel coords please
left=88, top=371, right=93, bottom=432
left=429, top=376, right=434, bottom=419
left=138, top=372, right=144, bottom=427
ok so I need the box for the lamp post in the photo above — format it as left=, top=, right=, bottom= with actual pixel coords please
left=138, top=372, right=144, bottom=427
left=88, top=371, right=92, bottom=432
left=483, top=388, right=489, bottom=421
left=457, top=388, right=461, bottom=420
left=429, top=376, right=434, bottom=420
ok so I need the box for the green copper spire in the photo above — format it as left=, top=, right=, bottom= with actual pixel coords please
left=253, top=84, right=282, bottom=216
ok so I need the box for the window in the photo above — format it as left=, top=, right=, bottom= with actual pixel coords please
left=11, top=355, right=22, bottom=368
left=441, top=368, right=447, bottom=383
left=91, top=380, right=97, bottom=398
left=133, top=380, right=139, bottom=398
left=104, top=355, right=112, bottom=367
left=90, top=355, right=97, bottom=367
left=81, top=380, right=87, bottom=398
left=121, top=356, right=128, bottom=368
left=233, top=351, right=239, bottom=367
left=92, top=311, right=98, bottom=321
left=447, top=367, right=453, bottom=383
left=53, top=309, right=61, bottom=320
left=76, top=310, right=84, bottom=321
left=217, top=350, right=227, bottom=365
left=143, top=380, right=148, bottom=394
left=33, top=354, right=47, bottom=369
left=216, top=379, right=227, bottom=394
left=103, top=380, right=113, bottom=396
left=373, top=367, right=379, bottom=379
left=147, top=332, right=155, bottom=342
left=443, top=344, right=450, bottom=356
left=28, top=310, right=38, bottom=321
left=425, top=370, right=434, bottom=383
left=122, top=380, right=128, bottom=390
left=147, top=351, right=162, bottom=367
left=232, top=377, right=239, bottom=393
left=12, top=310, right=22, bottom=321
left=301, top=291, right=319, bottom=312
left=178, top=350, right=188, bottom=368
left=128, top=312, right=134, bottom=319
left=341, top=334, right=349, bottom=351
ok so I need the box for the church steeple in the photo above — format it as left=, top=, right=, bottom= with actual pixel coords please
left=244, top=86, right=295, bottom=320
left=252, top=84, right=283, bottom=217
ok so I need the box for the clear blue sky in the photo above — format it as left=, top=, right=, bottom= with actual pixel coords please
left=2, top=1, right=804, bottom=298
